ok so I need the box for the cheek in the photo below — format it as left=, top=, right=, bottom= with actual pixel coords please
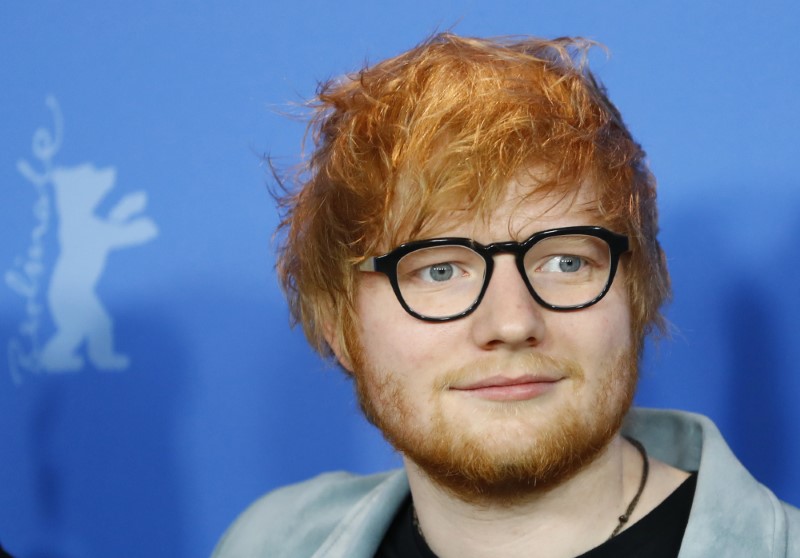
left=604, top=287, right=633, bottom=347
left=596, top=296, right=632, bottom=346
left=554, top=288, right=632, bottom=364
left=355, top=278, right=451, bottom=372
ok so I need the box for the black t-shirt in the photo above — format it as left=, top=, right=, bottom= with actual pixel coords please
left=375, top=472, right=697, bottom=558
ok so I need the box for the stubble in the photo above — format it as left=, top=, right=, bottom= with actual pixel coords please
left=352, top=346, right=638, bottom=505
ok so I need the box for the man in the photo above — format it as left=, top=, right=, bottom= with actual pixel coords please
left=213, top=34, right=800, bottom=557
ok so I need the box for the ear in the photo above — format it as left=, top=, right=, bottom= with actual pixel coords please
left=322, top=321, right=354, bottom=373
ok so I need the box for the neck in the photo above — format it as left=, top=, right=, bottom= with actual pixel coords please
left=404, top=435, right=655, bottom=558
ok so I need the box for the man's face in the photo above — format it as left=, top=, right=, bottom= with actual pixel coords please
left=342, top=177, right=636, bottom=503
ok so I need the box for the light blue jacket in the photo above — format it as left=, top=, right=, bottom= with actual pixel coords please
left=212, top=408, right=800, bottom=557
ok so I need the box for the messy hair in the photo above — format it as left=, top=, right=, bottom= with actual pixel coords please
left=275, top=33, right=670, bottom=363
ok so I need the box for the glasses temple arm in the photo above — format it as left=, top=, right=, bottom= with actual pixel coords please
left=358, top=258, right=377, bottom=272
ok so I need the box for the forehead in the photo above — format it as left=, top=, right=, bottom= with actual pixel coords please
left=405, top=173, right=605, bottom=243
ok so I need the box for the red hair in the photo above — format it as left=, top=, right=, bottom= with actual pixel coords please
left=276, top=33, right=670, bottom=363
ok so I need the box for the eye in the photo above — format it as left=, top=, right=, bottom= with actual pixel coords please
left=397, top=245, right=482, bottom=288
left=419, top=262, right=462, bottom=282
left=539, top=255, right=584, bottom=273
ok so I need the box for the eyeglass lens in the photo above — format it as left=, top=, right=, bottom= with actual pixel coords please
left=395, top=234, right=613, bottom=319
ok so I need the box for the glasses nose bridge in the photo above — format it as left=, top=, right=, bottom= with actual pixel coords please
left=482, top=240, right=530, bottom=290
left=484, top=239, right=527, bottom=261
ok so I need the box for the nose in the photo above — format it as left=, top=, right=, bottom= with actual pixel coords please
left=469, top=255, right=546, bottom=350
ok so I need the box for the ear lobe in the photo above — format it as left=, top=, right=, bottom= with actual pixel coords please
left=323, top=322, right=354, bottom=373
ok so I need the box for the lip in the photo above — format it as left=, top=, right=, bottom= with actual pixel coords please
left=451, top=375, right=563, bottom=402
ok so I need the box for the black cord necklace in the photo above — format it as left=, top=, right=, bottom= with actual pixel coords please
left=609, top=436, right=650, bottom=539
left=411, top=437, right=650, bottom=544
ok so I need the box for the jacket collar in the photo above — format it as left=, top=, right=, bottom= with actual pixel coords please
left=623, top=408, right=793, bottom=558
left=316, top=408, right=796, bottom=557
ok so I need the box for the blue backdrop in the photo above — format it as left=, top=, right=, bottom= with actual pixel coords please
left=1, top=2, right=798, bottom=556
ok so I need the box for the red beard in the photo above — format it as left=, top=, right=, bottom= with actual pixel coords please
left=352, top=347, right=638, bottom=504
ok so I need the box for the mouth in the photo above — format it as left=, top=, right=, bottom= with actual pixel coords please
left=450, top=374, right=564, bottom=402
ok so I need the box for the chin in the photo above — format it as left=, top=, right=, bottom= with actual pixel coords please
left=353, top=344, right=638, bottom=504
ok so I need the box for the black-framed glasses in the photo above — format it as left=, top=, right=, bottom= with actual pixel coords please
left=358, top=226, right=629, bottom=322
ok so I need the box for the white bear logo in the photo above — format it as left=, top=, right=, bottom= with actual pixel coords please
left=6, top=96, right=158, bottom=379
left=39, top=164, right=158, bottom=371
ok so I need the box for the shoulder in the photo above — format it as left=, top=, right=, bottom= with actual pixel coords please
left=785, top=502, right=800, bottom=556
left=626, top=408, right=800, bottom=556
left=212, top=469, right=408, bottom=558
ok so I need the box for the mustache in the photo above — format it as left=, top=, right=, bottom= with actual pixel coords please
left=434, top=351, right=585, bottom=391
